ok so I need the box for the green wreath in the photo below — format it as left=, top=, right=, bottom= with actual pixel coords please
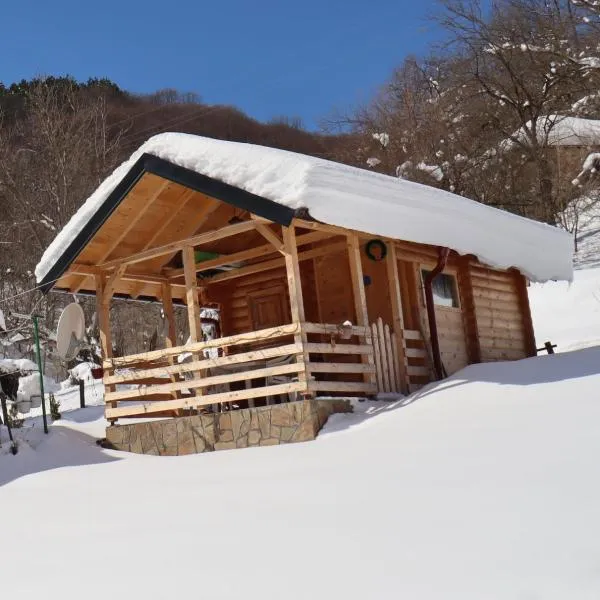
left=365, top=239, right=387, bottom=262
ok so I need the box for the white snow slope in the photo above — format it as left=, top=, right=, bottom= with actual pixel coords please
left=2, top=346, right=600, bottom=599
left=35, top=132, right=572, bottom=283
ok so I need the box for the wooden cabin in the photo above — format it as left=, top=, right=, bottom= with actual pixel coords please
left=35, top=134, right=573, bottom=423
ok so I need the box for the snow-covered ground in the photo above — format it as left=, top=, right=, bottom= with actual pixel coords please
left=3, top=210, right=600, bottom=599
left=2, top=347, right=600, bottom=599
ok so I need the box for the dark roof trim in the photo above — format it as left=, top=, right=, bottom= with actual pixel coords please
left=39, top=153, right=295, bottom=293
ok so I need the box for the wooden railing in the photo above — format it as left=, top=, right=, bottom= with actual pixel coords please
left=102, top=322, right=377, bottom=421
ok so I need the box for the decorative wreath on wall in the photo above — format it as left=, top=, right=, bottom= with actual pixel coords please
left=365, top=239, right=387, bottom=262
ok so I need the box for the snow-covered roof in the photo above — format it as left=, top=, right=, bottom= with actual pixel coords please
left=503, top=115, right=600, bottom=149
left=35, top=132, right=573, bottom=283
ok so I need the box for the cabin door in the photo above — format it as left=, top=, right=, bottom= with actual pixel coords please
left=247, top=286, right=290, bottom=331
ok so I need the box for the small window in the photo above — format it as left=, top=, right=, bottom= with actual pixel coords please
left=421, top=270, right=460, bottom=308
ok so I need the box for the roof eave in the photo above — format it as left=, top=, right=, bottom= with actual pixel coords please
left=38, top=153, right=295, bottom=293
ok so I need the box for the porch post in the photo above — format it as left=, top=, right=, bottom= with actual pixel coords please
left=386, top=243, right=410, bottom=393
left=96, top=274, right=116, bottom=420
left=346, top=234, right=376, bottom=391
left=282, top=223, right=310, bottom=396
left=182, top=245, right=204, bottom=396
left=161, top=281, right=181, bottom=399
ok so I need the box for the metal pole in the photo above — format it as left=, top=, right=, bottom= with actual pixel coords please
left=33, top=315, right=48, bottom=434
left=79, top=379, right=85, bottom=408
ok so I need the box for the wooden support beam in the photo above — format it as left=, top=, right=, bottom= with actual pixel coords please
left=282, top=224, right=310, bottom=394
left=139, top=189, right=197, bottom=252
left=96, top=274, right=116, bottom=420
left=161, top=282, right=180, bottom=400
left=385, top=243, right=409, bottom=393
left=99, top=219, right=257, bottom=269
left=457, top=256, right=482, bottom=364
left=347, top=233, right=376, bottom=389
left=146, top=193, right=222, bottom=271
left=104, top=323, right=301, bottom=368
left=68, top=263, right=186, bottom=291
left=69, top=179, right=170, bottom=292
left=205, top=240, right=347, bottom=285
left=183, top=245, right=204, bottom=396
left=165, top=230, right=332, bottom=279
left=512, top=270, right=537, bottom=357
left=102, top=180, right=170, bottom=261
left=256, top=223, right=285, bottom=253
left=182, top=246, right=202, bottom=343
left=105, top=381, right=306, bottom=420
left=104, top=264, right=127, bottom=300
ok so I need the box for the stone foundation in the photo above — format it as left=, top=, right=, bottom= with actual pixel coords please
left=104, top=399, right=352, bottom=456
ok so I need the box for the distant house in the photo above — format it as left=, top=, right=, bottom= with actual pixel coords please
left=35, top=133, right=572, bottom=426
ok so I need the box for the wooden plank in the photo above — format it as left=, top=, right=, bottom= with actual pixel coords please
left=165, top=230, right=331, bottom=279
left=371, top=323, right=383, bottom=392
left=384, top=324, right=398, bottom=392
left=68, top=263, right=186, bottom=291
left=182, top=245, right=202, bottom=343
left=470, top=275, right=516, bottom=295
left=347, top=233, right=376, bottom=386
left=105, top=381, right=306, bottom=419
left=99, top=219, right=256, bottom=269
left=405, top=347, right=427, bottom=358
left=161, top=282, right=180, bottom=400
left=103, top=180, right=171, bottom=261
left=104, top=323, right=301, bottom=368
left=205, top=241, right=348, bottom=285
left=407, top=365, right=430, bottom=377
left=303, top=322, right=370, bottom=336
left=480, top=347, right=526, bottom=361
left=476, top=316, right=524, bottom=332
left=478, top=337, right=526, bottom=351
left=470, top=267, right=514, bottom=284
left=282, top=223, right=310, bottom=394
left=309, top=381, right=376, bottom=394
left=478, top=327, right=525, bottom=343
left=106, top=362, right=304, bottom=402
left=307, top=362, right=376, bottom=374
left=473, top=287, right=517, bottom=303
left=139, top=189, right=198, bottom=252
left=457, top=256, right=482, bottom=364
left=106, top=343, right=303, bottom=385
left=403, top=329, right=422, bottom=340
left=474, top=305, right=523, bottom=321
left=377, top=318, right=391, bottom=393
left=513, top=271, right=537, bottom=357
left=391, top=333, right=401, bottom=392
left=256, top=223, right=284, bottom=252
left=306, top=343, right=373, bottom=355
left=385, top=243, right=409, bottom=392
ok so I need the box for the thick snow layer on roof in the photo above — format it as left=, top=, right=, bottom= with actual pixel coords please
left=503, top=115, right=600, bottom=149
left=35, top=132, right=573, bottom=283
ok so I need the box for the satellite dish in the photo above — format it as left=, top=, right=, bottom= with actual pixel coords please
left=56, top=303, right=86, bottom=360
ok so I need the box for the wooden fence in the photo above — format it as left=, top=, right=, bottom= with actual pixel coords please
left=370, top=318, right=432, bottom=395
left=103, top=322, right=377, bottom=421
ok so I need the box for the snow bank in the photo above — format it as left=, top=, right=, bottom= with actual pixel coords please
left=35, top=133, right=573, bottom=284
left=3, top=347, right=600, bottom=598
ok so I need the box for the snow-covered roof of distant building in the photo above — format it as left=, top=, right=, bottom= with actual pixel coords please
left=35, top=132, right=573, bottom=284
left=502, top=115, right=600, bottom=150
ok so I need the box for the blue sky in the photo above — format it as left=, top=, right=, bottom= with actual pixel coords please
left=3, top=0, right=444, bottom=129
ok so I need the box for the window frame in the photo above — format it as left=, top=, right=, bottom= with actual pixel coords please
left=420, top=266, right=461, bottom=311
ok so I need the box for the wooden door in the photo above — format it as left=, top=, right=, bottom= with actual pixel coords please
left=247, top=286, right=290, bottom=330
